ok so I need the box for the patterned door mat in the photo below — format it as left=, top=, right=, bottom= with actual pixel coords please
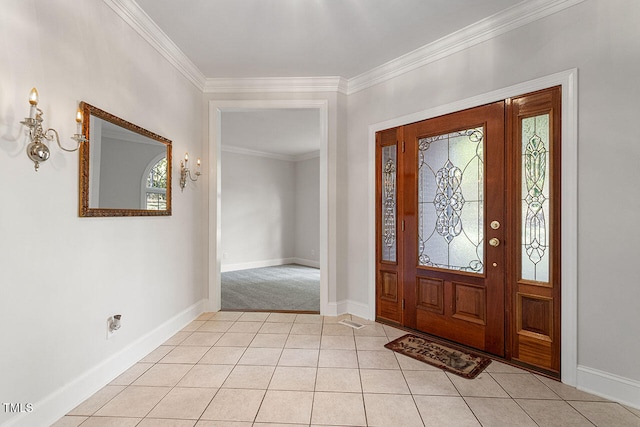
left=385, top=334, right=492, bottom=379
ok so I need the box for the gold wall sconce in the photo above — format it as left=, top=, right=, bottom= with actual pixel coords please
left=179, top=152, right=201, bottom=191
left=20, top=87, right=87, bottom=171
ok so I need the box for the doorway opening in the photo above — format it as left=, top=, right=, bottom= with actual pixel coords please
left=208, top=100, right=330, bottom=315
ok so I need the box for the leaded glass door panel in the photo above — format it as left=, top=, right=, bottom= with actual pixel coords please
left=403, top=101, right=506, bottom=356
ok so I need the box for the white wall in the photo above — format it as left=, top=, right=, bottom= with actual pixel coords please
left=0, top=1, right=205, bottom=425
left=295, top=156, right=320, bottom=266
left=345, top=0, right=640, bottom=406
left=220, top=151, right=320, bottom=271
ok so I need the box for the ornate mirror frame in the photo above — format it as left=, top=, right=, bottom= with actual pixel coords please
left=78, top=102, right=172, bottom=217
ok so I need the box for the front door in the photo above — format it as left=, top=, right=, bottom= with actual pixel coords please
left=375, top=87, right=561, bottom=373
left=403, top=101, right=506, bottom=356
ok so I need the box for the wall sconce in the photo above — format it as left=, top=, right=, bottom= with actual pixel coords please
left=179, top=152, right=201, bottom=191
left=20, top=87, right=87, bottom=171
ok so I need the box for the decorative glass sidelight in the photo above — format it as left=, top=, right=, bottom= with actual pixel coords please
left=418, top=128, right=484, bottom=273
left=381, top=145, right=397, bottom=262
left=521, top=114, right=550, bottom=282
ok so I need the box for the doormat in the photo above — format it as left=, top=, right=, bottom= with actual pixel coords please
left=385, top=334, right=491, bottom=379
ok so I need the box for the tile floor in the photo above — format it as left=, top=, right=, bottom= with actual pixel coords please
left=53, top=312, right=640, bottom=427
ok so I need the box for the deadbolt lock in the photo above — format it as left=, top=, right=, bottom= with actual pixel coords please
left=490, top=220, right=501, bottom=230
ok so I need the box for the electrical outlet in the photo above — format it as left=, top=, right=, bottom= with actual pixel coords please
left=106, top=317, right=115, bottom=339
left=106, top=315, right=121, bottom=339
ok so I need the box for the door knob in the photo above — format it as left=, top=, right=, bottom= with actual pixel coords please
left=489, top=237, right=500, bottom=247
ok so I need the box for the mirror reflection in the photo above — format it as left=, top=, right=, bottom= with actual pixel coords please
left=79, top=102, right=172, bottom=217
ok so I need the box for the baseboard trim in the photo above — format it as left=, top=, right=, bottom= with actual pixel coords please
left=221, top=258, right=296, bottom=272
left=292, top=258, right=320, bottom=269
left=2, top=300, right=206, bottom=427
left=326, top=299, right=373, bottom=321
left=576, top=365, right=640, bottom=410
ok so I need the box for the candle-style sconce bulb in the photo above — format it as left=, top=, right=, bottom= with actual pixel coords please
left=180, top=151, right=202, bottom=191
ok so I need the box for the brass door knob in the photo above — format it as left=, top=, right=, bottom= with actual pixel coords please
left=489, top=237, right=500, bottom=247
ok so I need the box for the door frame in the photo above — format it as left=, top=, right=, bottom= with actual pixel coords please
left=367, top=69, right=578, bottom=386
left=208, top=99, right=331, bottom=315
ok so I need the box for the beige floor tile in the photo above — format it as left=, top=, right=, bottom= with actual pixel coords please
left=214, top=332, right=256, bottom=347
left=382, top=324, right=408, bottom=340
left=138, top=419, right=196, bottom=426
left=68, top=385, right=125, bottom=415
left=517, top=399, right=593, bottom=426
left=255, top=390, right=313, bottom=424
left=285, top=334, right=321, bottom=349
left=354, top=336, right=391, bottom=351
left=354, top=323, right=388, bottom=337
left=177, top=364, right=233, bottom=388
left=180, top=332, right=223, bottom=347
left=94, top=386, right=170, bottom=417
left=50, top=416, right=87, bottom=427
left=357, top=350, right=400, bottom=369
left=569, top=401, right=640, bottom=427
left=147, top=387, right=218, bottom=419
left=360, top=369, right=410, bottom=394
left=200, top=388, right=265, bottom=421
left=196, top=312, right=217, bottom=321
left=484, top=360, right=528, bottom=374
left=268, top=366, right=317, bottom=391
left=199, top=346, right=245, bottom=365
left=322, top=323, right=355, bottom=336
left=363, top=393, right=424, bottom=427
left=195, top=421, right=252, bottom=427
left=294, top=313, right=323, bottom=324
left=405, top=371, right=459, bottom=396
left=140, top=345, right=174, bottom=363
left=164, top=331, right=193, bottom=345
left=237, top=347, right=282, bottom=365
left=536, top=375, right=609, bottom=401
left=228, top=321, right=263, bottom=333
left=266, top=313, right=297, bottom=323
left=320, top=335, right=356, bottom=350
left=109, top=363, right=153, bottom=386
left=258, top=322, right=293, bottom=334
left=315, top=367, right=361, bottom=392
left=238, top=312, right=270, bottom=322
left=76, top=417, right=141, bottom=426
left=323, top=314, right=352, bottom=324
left=311, top=392, right=367, bottom=426
left=395, top=353, right=441, bottom=371
left=491, top=373, right=561, bottom=399
left=133, top=364, right=192, bottom=387
left=414, top=395, right=481, bottom=427
left=197, top=321, right=234, bottom=333
left=446, top=372, right=510, bottom=397
left=318, top=349, right=359, bottom=368
left=211, top=312, right=243, bottom=321
left=161, top=346, right=210, bottom=364
left=278, top=348, right=319, bottom=367
left=625, top=405, right=640, bottom=418
left=290, top=322, right=323, bottom=335
left=182, top=320, right=206, bottom=332
left=222, top=365, right=275, bottom=389
left=465, top=397, right=537, bottom=427
left=249, top=333, right=289, bottom=348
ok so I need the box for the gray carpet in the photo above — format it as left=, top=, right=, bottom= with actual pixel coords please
left=221, top=264, right=320, bottom=311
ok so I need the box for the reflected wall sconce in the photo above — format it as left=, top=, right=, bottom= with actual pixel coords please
left=179, top=152, right=201, bottom=191
left=20, top=87, right=87, bottom=171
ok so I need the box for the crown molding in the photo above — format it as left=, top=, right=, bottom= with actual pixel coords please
left=222, top=144, right=319, bottom=162
left=106, top=0, right=583, bottom=96
left=346, top=0, right=585, bottom=94
left=204, top=76, right=348, bottom=94
left=103, top=0, right=206, bottom=91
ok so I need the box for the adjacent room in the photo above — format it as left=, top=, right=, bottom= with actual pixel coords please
left=220, top=108, right=321, bottom=312
left=2, top=1, right=640, bottom=426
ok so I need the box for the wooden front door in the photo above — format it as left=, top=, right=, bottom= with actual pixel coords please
left=376, top=87, right=561, bottom=374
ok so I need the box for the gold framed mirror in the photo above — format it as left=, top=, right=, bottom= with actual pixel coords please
left=78, top=102, right=172, bottom=217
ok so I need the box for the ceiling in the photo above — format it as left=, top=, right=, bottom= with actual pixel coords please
left=132, top=0, right=524, bottom=156
left=134, top=0, right=524, bottom=80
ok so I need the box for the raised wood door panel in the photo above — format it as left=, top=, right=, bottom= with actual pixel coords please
left=375, top=127, right=404, bottom=324
left=507, top=87, right=561, bottom=374
left=403, top=101, right=506, bottom=356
